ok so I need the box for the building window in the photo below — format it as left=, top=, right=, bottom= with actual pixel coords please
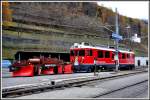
left=98, top=50, right=103, bottom=58
left=105, top=51, right=110, bottom=58
left=138, top=60, right=140, bottom=66
left=146, top=60, right=148, bottom=66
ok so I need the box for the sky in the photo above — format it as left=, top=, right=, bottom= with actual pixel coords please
left=97, top=1, right=149, bottom=20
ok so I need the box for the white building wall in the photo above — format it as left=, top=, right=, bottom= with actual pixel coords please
left=135, top=57, right=148, bottom=67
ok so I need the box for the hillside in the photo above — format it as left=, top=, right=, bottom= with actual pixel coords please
left=2, top=2, right=148, bottom=59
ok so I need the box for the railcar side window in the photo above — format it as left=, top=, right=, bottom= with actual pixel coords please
left=132, top=54, right=135, bottom=58
left=127, top=54, right=129, bottom=58
left=112, top=53, right=114, bottom=59
left=79, top=50, right=85, bottom=56
left=130, top=54, right=132, bottom=58
left=98, top=50, right=103, bottom=58
left=87, top=50, right=93, bottom=56
left=122, top=53, right=125, bottom=59
left=105, top=51, right=110, bottom=58
left=119, top=53, right=122, bottom=59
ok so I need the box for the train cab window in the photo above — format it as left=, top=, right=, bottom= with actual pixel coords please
left=70, top=50, right=74, bottom=56
left=122, top=53, right=125, bottom=59
left=105, top=51, right=110, bottom=58
left=87, top=50, right=93, bottom=56
left=98, top=50, right=103, bottom=58
left=79, top=50, right=85, bottom=56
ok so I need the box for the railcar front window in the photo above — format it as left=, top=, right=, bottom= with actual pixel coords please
left=75, top=50, right=78, bottom=56
left=122, top=53, right=125, bottom=59
left=70, top=50, right=74, bottom=56
left=79, top=50, right=85, bottom=56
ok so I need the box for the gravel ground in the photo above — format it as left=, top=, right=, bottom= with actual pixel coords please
left=15, top=72, right=148, bottom=99
left=2, top=68, right=11, bottom=78
left=2, top=70, right=112, bottom=88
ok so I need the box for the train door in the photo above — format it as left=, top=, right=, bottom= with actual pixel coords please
left=70, top=49, right=78, bottom=65
left=104, top=51, right=111, bottom=63
left=85, top=49, right=93, bottom=64
left=111, top=52, right=115, bottom=67
left=97, top=50, right=105, bottom=71
left=118, top=52, right=122, bottom=64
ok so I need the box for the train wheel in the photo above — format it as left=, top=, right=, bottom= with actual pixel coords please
left=129, top=66, right=132, bottom=70
left=130, top=65, right=135, bottom=70
left=73, top=68, right=77, bottom=73
left=101, top=67, right=105, bottom=72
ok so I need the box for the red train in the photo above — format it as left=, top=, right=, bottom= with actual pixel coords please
left=70, top=42, right=135, bottom=72
left=9, top=42, right=135, bottom=77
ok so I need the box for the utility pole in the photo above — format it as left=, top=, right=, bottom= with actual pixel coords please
left=94, top=58, right=97, bottom=76
left=18, top=53, right=21, bottom=63
left=115, top=8, right=119, bottom=72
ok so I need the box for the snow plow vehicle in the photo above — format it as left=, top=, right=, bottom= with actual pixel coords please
left=9, top=57, right=73, bottom=77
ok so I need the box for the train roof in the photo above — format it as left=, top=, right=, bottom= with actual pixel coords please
left=70, top=42, right=134, bottom=54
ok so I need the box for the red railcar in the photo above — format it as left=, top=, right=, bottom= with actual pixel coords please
left=70, top=42, right=135, bottom=72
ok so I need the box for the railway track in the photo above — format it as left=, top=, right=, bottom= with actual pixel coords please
left=2, top=70, right=148, bottom=98
left=93, top=80, right=148, bottom=98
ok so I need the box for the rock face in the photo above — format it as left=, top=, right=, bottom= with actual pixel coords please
left=8, top=2, right=99, bottom=29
